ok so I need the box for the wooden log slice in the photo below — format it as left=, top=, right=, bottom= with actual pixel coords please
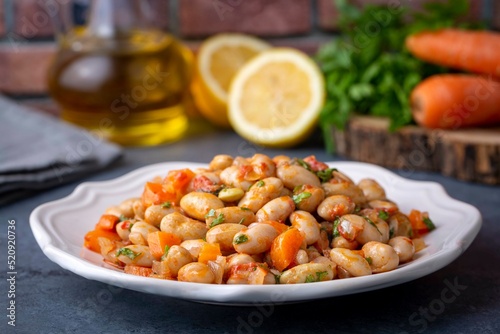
left=328, top=115, right=500, bottom=184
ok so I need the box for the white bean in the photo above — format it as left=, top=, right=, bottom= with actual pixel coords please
left=276, top=163, right=321, bottom=189
left=322, top=182, right=366, bottom=205
left=293, top=185, right=325, bottom=213
left=119, top=198, right=137, bottom=218
left=205, top=206, right=256, bottom=228
left=180, top=192, right=224, bottom=221
left=116, top=245, right=153, bottom=267
left=368, top=200, right=399, bottom=215
left=238, top=177, right=284, bottom=213
left=290, top=211, right=321, bottom=245
left=209, top=154, right=234, bottom=171
left=177, top=262, right=215, bottom=284
left=163, top=245, right=194, bottom=277
left=129, top=221, right=159, bottom=245
left=357, top=178, right=386, bottom=201
left=388, top=237, right=415, bottom=263
left=144, top=204, right=181, bottom=227
left=331, top=236, right=359, bottom=250
left=256, top=196, right=295, bottom=223
left=116, top=219, right=134, bottom=241
left=160, top=212, right=208, bottom=241
left=388, top=212, right=413, bottom=238
left=329, top=248, right=371, bottom=277
left=220, top=165, right=253, bottom=191
left=279, top=262, right=334, bottom=284
left=206, top=223, right=246, bottom=254
left=179, top=239, right=206, bottom=260
left=362, top=241, right=399, bottom=273
left=317, top=195, right=356, bottom=221
left=233, top=223, right=279, bottom=255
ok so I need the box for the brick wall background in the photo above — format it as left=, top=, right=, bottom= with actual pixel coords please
left=0, top=0, right=497, bottom=110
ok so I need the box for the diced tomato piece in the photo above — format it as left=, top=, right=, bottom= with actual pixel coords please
left=303, top=155, right=329, bottom=171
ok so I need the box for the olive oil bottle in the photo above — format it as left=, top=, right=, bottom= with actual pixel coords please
left=48, top=0, right=193, bottom=146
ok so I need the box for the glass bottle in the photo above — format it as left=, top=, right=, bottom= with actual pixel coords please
left=48, top=0, right=193, bottom=146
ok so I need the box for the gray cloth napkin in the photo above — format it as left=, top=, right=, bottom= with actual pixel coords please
left=0, top=96, right=122, bottom=205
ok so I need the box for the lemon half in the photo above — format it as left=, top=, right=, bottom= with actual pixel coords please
left=191, top=34, right=271, bottom=127
left=228, top=48, right=325, bottom=147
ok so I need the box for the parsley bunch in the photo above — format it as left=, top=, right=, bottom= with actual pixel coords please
left=316, top=0, right=473, bottom=152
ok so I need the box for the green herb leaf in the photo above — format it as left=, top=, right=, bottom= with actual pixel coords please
left=255, top=180, right=265, bottom=188
left=332, top=218, right=341, bottom=238
left=378, top=210, right=389, bottom=220
left=205, top=209, right=216, bottom=219
left=116, top=247, right=141, bottom=260
left=119, top=215, right=128, bottom=222
left=161, top=201, right=172, bottom=209
left=210, top=213, right=225, bottom=228
left=296, top=159, right=312, bottom=171
left=238, top=217, right=246, bottom=225
left=234, top=234, right=249, bottom=245
left=240, top=207, right=250, bottom=211
left=423, top=217, right=436, bottom=231
left=305, top=271, right=329, bottom=283
left=389, top=227, right=395, bottom=239
left=316, top=0, right=476, bottom=151
left=292, top=192, right=312, bottom=205
left=161, top=245, right=171, bottom=261
left=316, top=168, right=337, bottom=183
left=365, top=257, right=373, bottom=265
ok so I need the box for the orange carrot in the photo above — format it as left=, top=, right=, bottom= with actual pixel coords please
left=406, top=29, right=500, bottom=78
left=141, top=182, right=176, bottom=208
left=124, top=265, right=153, bottom=277
left=410, top=74, right=500, bottom=129
left=84, top=229, right=122, bottom=253
left=95, top=214, right=120, bottom=231
left=270, top=228, right=305, bottom=272
left=147, top=231, right=182, bottom=261
left=198, top=243, right=221, bottom=264
left=408, top=209, right=436, bottom=237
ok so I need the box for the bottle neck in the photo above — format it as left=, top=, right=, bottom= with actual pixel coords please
left=88, top=0, right=153, bottom=38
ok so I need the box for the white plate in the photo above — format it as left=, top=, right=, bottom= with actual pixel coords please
left=30, top=162, right=482, bottom=305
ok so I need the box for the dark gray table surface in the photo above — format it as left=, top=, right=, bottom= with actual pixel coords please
left=1, top=130, right=499, bottom=334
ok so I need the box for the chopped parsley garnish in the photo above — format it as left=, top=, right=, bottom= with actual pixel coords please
left=240, top=207, right=250, bottom=211
left=160, top=245, right=171, bottom=261
left=305, top=271, right=328, bottom=283
left=293, top=185, right=304, bottom=193
left=119, top=215, right=128, bottom=222
left=274, top=274, right=281, bottom=284
left=128, top=222, right=134, bottom=231
left=389, top=227, right=395, bottom=239
left=255, top=180, right=265, bottom=188
left=423, top=217, right=436, bottom=231
left=354, top=206, right=361, bottom=213
left=209, top=213, right=225, bottom=228
left=205, top=209, right=216, bottom=219
left=161, top=201, right=172, bottom=208
left=378, top=210, right=389, bottom=220
left=116, top=247, right=141, bottom=260
left=364, top=217, right=382, bottom=235
left=316, top=168, right=337, bottom=183
left=365, top=257, right=373, bottom=265
left=292, top=192, right=312, bottom=205
left=296, top=158, right=312, bottom=171
left=234, top=234, right=249, bottom=244
left=332, top=218, right=341, bottom=238
left=238, top=217, right=246, bottom=225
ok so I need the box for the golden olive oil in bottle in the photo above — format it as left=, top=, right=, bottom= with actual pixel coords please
left=48, top=0, right=192, bottom=146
